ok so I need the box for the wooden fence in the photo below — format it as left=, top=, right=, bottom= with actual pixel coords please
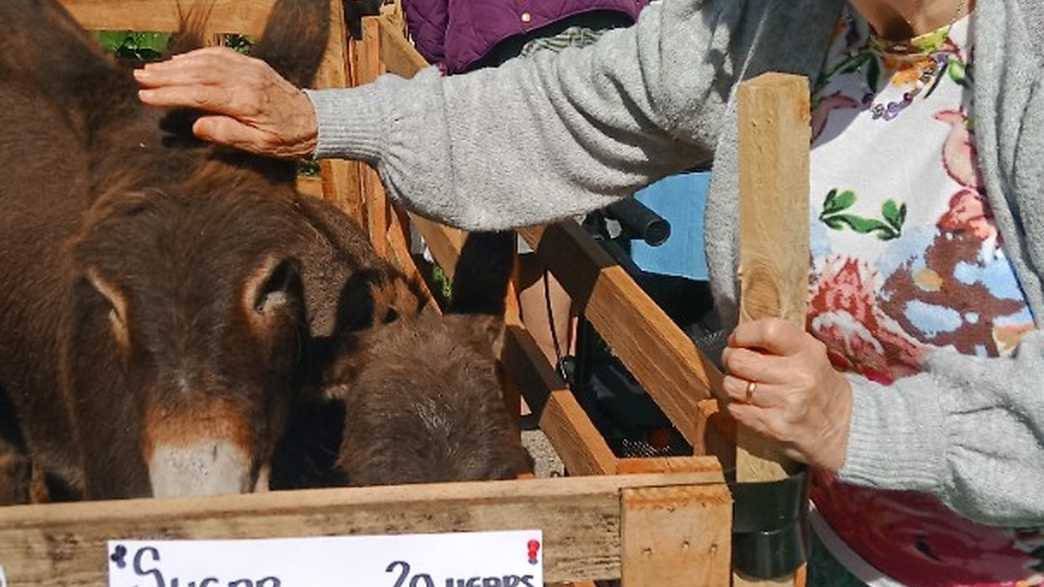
left=0, top=2, right=814, bottom=586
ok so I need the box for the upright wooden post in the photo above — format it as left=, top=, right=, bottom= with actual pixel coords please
left=355, top=17, right=389, bottom=256
left=734, top=73, right=811, bottom=586
left=315, top=0, right=365, bottom=223
left=621, top=485, right=732, bottom=586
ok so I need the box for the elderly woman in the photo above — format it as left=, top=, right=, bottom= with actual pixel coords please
left=135, top=0, right=1044, bottom=583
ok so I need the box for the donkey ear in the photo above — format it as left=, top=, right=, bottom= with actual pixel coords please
left=252, top=0, right=331, bottom=88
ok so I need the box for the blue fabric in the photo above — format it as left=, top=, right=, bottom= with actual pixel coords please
left=630, top=171, right=710, bottom=281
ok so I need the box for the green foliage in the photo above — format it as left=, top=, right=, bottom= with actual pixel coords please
left=95, top=31, right=171, bottom=62
left=297, top=160, right=321, bottom=177
left=431, top=264, right=453, bottom=303
left=223, top=34, right=254, bottom=55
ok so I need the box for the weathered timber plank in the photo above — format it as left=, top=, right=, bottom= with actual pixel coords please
left=377, top=16, right=428, bottom=79
left=519, top=223, right=724, bottom=449
left=541, top=391, right=618, bottom=477
left=733, top=72, right=811, bottom=587
left=62, top=0, right=275, bottom=35
left=0, top=474, right=723, bottom=586
left=410, top=214, right=469, bottom=279
left=295, top=175, right=323, bottom=198
left=353, top=18, right=389, bottom=256
left=734, top=73, right=809, bottom=484
left=621, top=484, right=732, bottom=587
left=501, top=326, right=618, bottom=476
left=316, top=1, right=366, bottom=222
left=615, top=456, right=722, bottom=476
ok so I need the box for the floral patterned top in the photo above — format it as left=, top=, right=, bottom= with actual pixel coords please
left=807, top=6, right=1042, bottom=586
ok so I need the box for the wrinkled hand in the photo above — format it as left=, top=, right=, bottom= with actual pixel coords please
left=721, top=318, right=853, bottom=473
left=134, top=47, right=317, bottom=158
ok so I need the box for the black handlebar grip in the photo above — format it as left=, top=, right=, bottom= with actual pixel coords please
left=605, top=198, right=671, bottom=246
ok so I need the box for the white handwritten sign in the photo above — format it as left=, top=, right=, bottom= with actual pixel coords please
left=108, top=530, right=542, bottom=587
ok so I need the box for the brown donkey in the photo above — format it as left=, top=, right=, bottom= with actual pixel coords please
left=316, top=232, right=532, bottom=486
left=0, top=0, right=419, bottom=501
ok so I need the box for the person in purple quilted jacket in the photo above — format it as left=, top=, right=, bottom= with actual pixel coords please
left=405, top=0, right=650, bottom=368
left=405, top=0, right=648, bottom=75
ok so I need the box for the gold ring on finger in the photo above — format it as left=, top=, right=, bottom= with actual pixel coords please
left=745, top=380, right=758, bottom=403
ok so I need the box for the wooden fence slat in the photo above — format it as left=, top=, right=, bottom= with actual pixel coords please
left=62, top=0, right=277, bottom=35
left=354, top=18, right=390, bottom=256
left=378, top=17, right=429, bottom=79
left=0, top=474, right=724, bottom=586
left=622, top=485, right=732, bottom=586
left=733, top=73, right=811, bottom=587
left=734, top=73, right=809, bottom=483
left=500, top=326, right=619, bottom=476
left=316, top=0, right=367, bottom=223
left=615, top=457, right=722, bottom=476
left=541, top=391, right=619, bottom=477
left=519, top=223, right=724, bottom=450
left=410, top=214, right=469, bottom=279
left=295, top=176, right=323, bottom=198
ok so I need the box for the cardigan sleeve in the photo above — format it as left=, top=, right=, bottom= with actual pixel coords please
left=302, top=0, right=745, bottom=230
left=839, top=330, right=1044, bottom=526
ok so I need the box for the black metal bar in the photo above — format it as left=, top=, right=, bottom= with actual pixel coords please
left=604, top=198, right=671, bottom=246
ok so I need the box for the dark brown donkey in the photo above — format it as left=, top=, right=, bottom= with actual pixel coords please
left=317, top=232, right=532, bottom=486
left=0, top=0, right=418, bottom=501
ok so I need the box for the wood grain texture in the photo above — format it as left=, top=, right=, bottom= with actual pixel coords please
left=410, top=214, right=469, bottom=279
left=295, top=175, right=323, bottom=198
left=500, top=327, right=618, bottom=476
left=616, top=456, right=722, bottom=476
left=518, top=223, right=724, bottom=449
left=355, top=18, right=389, bottom=256
left=316, top=1, right=366, bottom=222
left=0, top=474, right=724, bottom=585
left=622, top=485, right=732, bottom=587
left=499, top=252, right=525, bottom=417
left=735, top=73, right=810, bottom=484
left=62, top=0, right=276, bottom=35
left=378, top=16, right=428, bottom=79
left=733, top=72, right=811, bottom=587
left=541, top=391, right=619, bottom=477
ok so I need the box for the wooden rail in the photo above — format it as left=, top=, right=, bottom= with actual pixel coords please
left=0, top=473, right=731, bottom=585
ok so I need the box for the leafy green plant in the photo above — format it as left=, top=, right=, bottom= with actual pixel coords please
left=95, top=31, right=171, bottom=62
left=431, top=264, right=453, bottom=302
left=223, top=34, right=253, bottom=54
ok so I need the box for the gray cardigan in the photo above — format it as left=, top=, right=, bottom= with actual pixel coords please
left=305, top=0, right=1044, bottom=525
